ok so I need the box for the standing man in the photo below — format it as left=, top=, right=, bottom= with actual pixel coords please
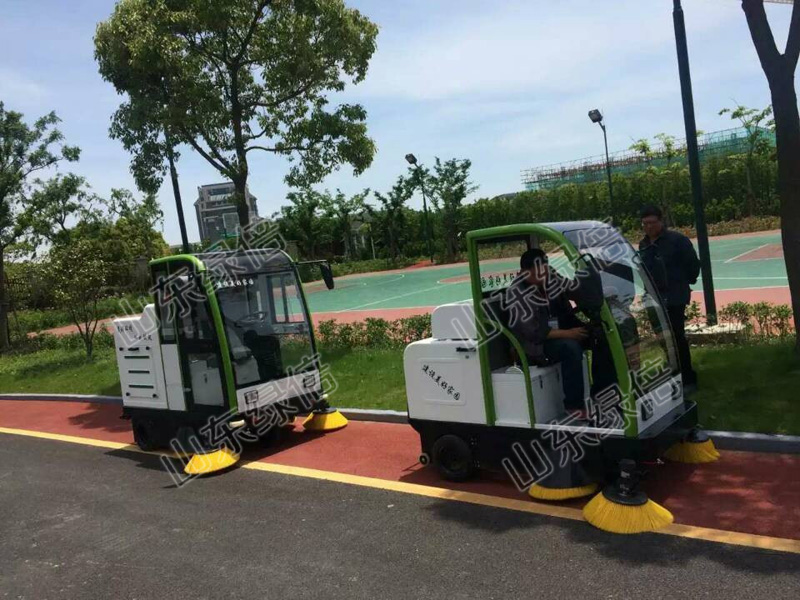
left=638, top=206, right=701, bottom=393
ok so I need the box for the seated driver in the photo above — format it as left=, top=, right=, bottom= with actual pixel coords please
left=506, top=248, right=588, bottom=413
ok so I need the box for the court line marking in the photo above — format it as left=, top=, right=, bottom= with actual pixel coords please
left=2, top=425, right=800, bottom=555
left=336, top=283, right=446, bottom=312
left=724, top=243, right=771, bottom=264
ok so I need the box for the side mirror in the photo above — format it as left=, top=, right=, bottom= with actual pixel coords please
left=320, top=262, right=334, bottom=290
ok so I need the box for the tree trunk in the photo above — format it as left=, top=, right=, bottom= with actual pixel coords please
left=165, top=137, right=190, bottom=254
left=745, top=158, right=755, bottom=216
left=743, top=0, right=800, bottom=353
left=771, top=72, right=800, bottom=354
left=232, top=177, right=250, bottom=245
left=0, top=249, right=9, bottom=352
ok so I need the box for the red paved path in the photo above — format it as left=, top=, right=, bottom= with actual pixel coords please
left=1, top=399, right=798, bottom=541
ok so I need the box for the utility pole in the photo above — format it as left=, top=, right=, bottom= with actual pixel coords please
left=673, top=0, right=717, bottom=325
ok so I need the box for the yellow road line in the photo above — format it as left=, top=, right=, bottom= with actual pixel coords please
left=3, top=426, right=800, bottom=555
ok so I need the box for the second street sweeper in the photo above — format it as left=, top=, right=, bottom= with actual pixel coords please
left=403, top=221, right=719, bottom=534
left=112, top=248, right=346, bottom=475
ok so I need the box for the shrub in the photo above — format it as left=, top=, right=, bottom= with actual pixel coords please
left=316, top=314, right=433, bottom=349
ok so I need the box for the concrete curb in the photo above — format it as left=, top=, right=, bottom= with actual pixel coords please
left=339, top=408, right=408, bottom=424
left=2, top=394, right=799, bottom=454
left=706, top=429, right=800, bottom=454
left=0, top=393, right=123, bottom=404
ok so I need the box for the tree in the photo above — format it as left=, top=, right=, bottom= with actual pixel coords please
left=322, top=188, right=369, bottom=258
left=654, top=133, right=683, bottom=225
left=43, top=238, right=112, bottom=359
left=95, top=0, right=379, bottom=237
left=108, top=91, right=190, bottom=251
left=629, top=138, right=654, bottom=165
left=422, top=158, right=477, bottom=263
left=742, top=0, right=800, bottom=353
left=0, top=103, right=80, bottom=351
left=718, top=103, right=774, bottom=216
left=280, top=188, right=327, bottom=259
left=371, top=177, right=412, bottom=262
left=28, top=173, right=100, bottom=247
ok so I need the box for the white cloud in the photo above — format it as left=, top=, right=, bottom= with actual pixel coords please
left=352, top=0, right=739, bottom=102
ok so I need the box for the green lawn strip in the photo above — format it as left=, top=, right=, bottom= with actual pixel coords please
left=692, top=341, right=800, bottom=436
left=1, top=342, right=798, bottom=436
left=0, top=346, right=122, bottom=396
left=324, top=347, right=408, bottom=411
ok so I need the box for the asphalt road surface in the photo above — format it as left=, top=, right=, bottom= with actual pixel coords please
left=1, top=435, right=798, bottom=600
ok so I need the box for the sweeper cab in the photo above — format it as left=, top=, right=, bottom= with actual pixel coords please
left=403, top=222, right=719, bottom=533
left=112, top=249, right=346, bottom=474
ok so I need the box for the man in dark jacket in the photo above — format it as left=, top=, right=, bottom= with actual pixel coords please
left=638, top=205, right=701, bottom=391
left=506, top=249, right=588, bottom=411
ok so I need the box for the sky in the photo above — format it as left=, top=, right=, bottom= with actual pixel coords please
left=1, top=0, right=794, bottom=246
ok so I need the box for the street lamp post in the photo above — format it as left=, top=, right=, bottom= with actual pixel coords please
left=405, top=153, right=434, bottom=264
left=588, top=109, right=616, bottom=225
left=672, top=0, right=717, bottom=325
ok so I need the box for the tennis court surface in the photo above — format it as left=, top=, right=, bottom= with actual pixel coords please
left=307, top=231, right=789, bottom=322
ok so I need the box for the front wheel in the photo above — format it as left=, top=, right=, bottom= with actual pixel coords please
left=432, top=434, right=475, bottom=482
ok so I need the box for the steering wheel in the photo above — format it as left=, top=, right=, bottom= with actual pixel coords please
left=235, top=311, right=270, bottom=327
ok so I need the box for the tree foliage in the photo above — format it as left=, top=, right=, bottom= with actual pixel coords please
left=95, top=0, right=379, bottom=231
left=371, top=177, right=413, bottom=262
left=419, top=158, right=477, bottom=262
left=321, top=188, right=369, bottom=259
left=43, top=238, right=113, bottom=359
left=0, top=103, right=80, bottom=351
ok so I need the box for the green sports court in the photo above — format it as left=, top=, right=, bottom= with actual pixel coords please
left=305, top=231, right=788, bottom=320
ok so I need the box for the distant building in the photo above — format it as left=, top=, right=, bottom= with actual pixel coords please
left=194, top=182, right=259, bottom=243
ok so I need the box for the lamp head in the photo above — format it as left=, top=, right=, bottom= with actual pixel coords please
left=404, top=153, right=418, bottom=165
left=588, top=109, right=603, bottom=124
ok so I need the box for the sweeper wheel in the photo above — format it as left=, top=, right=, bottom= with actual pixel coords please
left=432, top=434, right=475, bottom=482
left=132, top=418, right=157, bottom=452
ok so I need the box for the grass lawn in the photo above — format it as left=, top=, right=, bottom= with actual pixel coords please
left=692, top=342, right=800, bottom=436
left=0, top=346, right=122, bottom=396
left=1, top=341, right=798, bottom=436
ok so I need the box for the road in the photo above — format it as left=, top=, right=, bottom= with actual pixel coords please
left=1, top=435, right=798, bottom=599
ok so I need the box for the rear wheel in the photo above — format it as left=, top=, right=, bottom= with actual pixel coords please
left=132, top=418, right=157, bottom=451
left=432, top=434, right=475, bottom=481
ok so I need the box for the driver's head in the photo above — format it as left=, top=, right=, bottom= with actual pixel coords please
left=520, top=248, right=548, bottom=286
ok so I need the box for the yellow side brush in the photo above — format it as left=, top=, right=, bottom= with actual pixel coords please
left=583, top=490, right=674, bottom=534
left=529, top=483, right=598, bottom=501
left=302, top=409, right=348, bottom=432
left=664, top=429, right=720, bottom=464
left=184, top=446, right=240, bottom=475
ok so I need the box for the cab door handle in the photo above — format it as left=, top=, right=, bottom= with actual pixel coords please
left=456, top=347, right=476, bottom=353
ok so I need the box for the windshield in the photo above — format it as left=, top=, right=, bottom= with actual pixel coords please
left=215, top=270, right=314, bottom=388
left=563, top=227, right=679, bottom=395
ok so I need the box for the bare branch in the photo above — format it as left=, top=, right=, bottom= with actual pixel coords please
left=742, top=0, right=782, bottom=79
left=233, top=1, right=272, bottom=65
left=785, top=0, right=800, bottom=69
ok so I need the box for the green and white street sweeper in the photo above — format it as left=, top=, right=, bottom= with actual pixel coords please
left=403, top=221, right=719, bottom=534
left=112, top=249, right=347, bottom=475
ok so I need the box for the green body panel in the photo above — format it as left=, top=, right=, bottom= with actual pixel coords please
left=294, top=265, right=323, bottom=391
left=465, top=223, right=636, bottom=437
left=148, top=255, right=238, bottom=413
